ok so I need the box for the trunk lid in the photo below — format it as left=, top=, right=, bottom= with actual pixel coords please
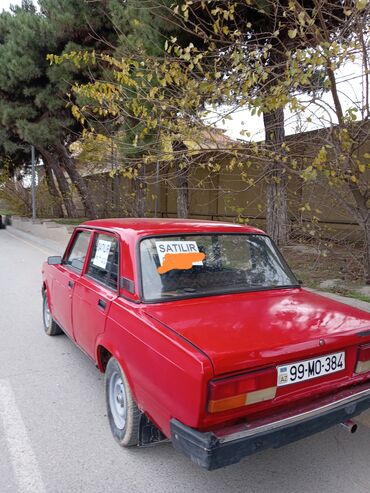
left=144, top=288, right=370, bottom=376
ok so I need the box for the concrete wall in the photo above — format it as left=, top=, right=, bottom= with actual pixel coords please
left=82, top=162, right=362, bottom=241
left=11, top=217, right=73, bottom=247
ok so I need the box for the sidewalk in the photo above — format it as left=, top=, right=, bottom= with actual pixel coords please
left=10, top=216, right=73, bottom=246
left=310, top=288, right=370, bottom=313
left=6, top=226, right=65, bottom=256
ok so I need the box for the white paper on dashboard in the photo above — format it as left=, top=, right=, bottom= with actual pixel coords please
left=155, top=240, right=203, bottom=266
left=93, top=239, right=112, bottom=269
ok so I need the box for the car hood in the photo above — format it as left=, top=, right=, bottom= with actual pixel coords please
left=143, top=288, right=370, bottom=375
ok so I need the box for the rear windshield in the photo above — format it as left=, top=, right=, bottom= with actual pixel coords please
left=139, top=234, right=298, bottom=302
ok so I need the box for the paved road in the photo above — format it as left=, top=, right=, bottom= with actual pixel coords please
left=1, top=229, right=370, bottom=493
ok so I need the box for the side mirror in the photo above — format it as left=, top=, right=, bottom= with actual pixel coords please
left=47, top=256, right=62, bottom=265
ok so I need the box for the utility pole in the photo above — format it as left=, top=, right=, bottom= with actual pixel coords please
left=31, top=145, right=36, bottom=221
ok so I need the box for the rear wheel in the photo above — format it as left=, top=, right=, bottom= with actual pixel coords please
left=105, top=357, right=141, bottom=447
left=42, top=292, right=62, bottom=336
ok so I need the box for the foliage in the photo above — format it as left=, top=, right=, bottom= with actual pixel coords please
left=0, top=163, right=31, bottom=215
left=49, top=0, right=370, bottom=279
left=0, top=0, right=123, bottom=219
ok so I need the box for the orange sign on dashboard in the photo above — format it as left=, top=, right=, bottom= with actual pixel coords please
left=157, top=252, right=206, bottom=274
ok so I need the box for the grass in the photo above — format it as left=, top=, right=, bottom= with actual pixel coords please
left=53, top=218, right=88, bottom=225
left=345, top=291, right=370, bottom=304
left=281, top=242, right=370, bottom=305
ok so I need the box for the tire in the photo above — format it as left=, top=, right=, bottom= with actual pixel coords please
left=42, top=292, right=63, bottom=336
left=105, top=357, right=141, bottom=447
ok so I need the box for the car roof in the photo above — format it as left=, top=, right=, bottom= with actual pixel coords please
left=81, top=218, right=265, bottom=238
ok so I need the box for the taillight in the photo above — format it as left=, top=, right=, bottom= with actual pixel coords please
left=208, top=367, right=277, bottom=413
left=355, top=344, right=370, bottom=373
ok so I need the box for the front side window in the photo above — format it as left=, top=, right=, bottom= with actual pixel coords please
left=140, top=234, right=298, bottom=302
left=66, top=230, right=91, bottom=272
left=86, top=233, right=119, bottom=290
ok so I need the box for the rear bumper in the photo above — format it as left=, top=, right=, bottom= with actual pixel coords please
left=171, top=382, right=370, bottom=470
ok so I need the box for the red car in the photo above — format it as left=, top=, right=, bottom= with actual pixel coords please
left=42, top=218, right=370, bottom=469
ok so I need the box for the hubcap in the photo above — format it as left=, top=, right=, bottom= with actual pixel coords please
left=44, top=297, right=51, bottom=328
left=109, top=371, right=127, bottom=430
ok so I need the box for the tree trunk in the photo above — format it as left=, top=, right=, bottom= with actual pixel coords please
left=363, top=220, right=370, bottom=284
left=176, top=166, right=189, bottom=218
left=263, top=109, right=289, bottom=245
left=346, top=181, right=370, bottom=283
left=43, top=162, right=64, bottom=218
left=56, top=143, right=97, bottom=219
left=38, top=146, right=78, bottom=218
left=133, top=164, right=146, bottom=217
left=172, top=140, right=189, bottom=219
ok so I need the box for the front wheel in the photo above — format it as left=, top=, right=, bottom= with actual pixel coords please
left=105, top=357, right=141, bottom=447
left=42, top=292, right=62, bottom=336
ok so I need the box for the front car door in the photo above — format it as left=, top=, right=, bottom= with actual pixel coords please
left=72, top=231, right=119, bottom=359
left=51, top=229, right=92, bottom=337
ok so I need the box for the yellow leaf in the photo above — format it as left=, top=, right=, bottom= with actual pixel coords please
left=298, top=11, right=306, bottom=25
left=288, top=29, right=297, bottom=39
left=356, top=0, right=367, bottom=9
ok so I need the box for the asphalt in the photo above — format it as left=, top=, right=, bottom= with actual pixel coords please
left=1, top=228, right=370, bottom=493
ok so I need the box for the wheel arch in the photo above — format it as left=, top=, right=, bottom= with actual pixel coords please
left=96, top=341, right=142, bottom=410
left=42, top=280, right=53, bottom=309
left=96, top=344, right=112, bottom=372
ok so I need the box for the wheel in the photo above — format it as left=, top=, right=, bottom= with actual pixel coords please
left=42, top=292, right=62, bottom=336
left=105, top=357, right=141, bottom=447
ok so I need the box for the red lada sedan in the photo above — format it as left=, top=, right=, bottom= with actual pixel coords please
left=41, top=219, right=370, bottom=469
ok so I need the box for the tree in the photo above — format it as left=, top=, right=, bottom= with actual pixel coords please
left=53, top=0, right=370, bottom=280
left=49, top=0, right=204, bottom=218
left=0, top=0, right=127, bottom=219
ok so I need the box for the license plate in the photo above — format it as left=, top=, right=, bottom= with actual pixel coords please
left=277, top=351, right=345, bottom=387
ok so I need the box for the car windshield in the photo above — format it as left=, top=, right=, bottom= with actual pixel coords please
left=139, top=234, right=298, bottom=302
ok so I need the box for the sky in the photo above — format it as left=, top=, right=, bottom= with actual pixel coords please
left=0, top=0, right=21, bottom=10
left=208, top=59, right=365, bottom=141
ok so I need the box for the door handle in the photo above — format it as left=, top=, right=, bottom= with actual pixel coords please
left=68, top=280, right=74, bottom=288
left=98, top=299, right=106, bottom=310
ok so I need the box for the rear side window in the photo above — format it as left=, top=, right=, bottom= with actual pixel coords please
left=86, top=233, right=119, bottom=290
left=66, top=231, right=91, bottom=272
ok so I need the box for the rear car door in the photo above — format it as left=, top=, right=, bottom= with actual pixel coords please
left=51, top=229, right=92, bottom=337
left=72, top=231, right=119, bottom=359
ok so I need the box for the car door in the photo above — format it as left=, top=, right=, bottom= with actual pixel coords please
left=72, top=231, right=119, bottom=359
left=51, top=229, right=92, bottom=337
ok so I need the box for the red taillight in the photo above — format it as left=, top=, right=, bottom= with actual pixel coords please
left=356, top=344, right=370, bottom=373
left=358, top=344, right=370, bottom=361
left=208, top=367, right=277, bottom=413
